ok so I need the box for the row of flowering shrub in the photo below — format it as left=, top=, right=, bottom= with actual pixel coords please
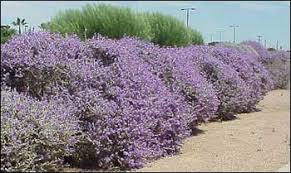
left=1, top=32, right=289, bottom=171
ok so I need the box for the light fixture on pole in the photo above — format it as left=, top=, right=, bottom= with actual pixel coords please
left=181, top=7, right=196, bottom=27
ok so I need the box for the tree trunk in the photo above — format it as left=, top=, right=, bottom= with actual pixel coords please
left=18, top=25, right=21, bottom=34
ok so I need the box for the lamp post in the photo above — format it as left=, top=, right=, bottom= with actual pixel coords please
left=209, top=33, right=214, bottom=43
left=181, top=8, right=196, bottom=27
left=230, top=25, right=239, bottom=43
left=217, top=30, right=225, bottom=42
left=257, top=35, right=262, bottom=44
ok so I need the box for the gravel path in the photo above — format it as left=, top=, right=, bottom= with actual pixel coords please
left=137, top=90, right=290, bottom=172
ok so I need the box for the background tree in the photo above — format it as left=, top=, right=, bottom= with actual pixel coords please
left=1, top=27, right=17, bottom=44
left=12, top=17, right=27, bottom=34
left=39, top=22, right=50, bottom=31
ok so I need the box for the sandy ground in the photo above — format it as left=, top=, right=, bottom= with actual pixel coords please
left=277, top=162, right=290, bottom=172
left=137, top=90, right=290, bottom=172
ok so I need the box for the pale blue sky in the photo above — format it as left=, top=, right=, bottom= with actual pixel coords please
left=1, top=1, right=290, bottom=49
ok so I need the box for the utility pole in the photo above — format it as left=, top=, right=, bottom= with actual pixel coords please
left=217, top=30, right=225, bottom=42
left=257, top=35, right=262, bottom=44
left=230, top=25, right=239, bottom=43
left=181, top=8, right=196, bottom=27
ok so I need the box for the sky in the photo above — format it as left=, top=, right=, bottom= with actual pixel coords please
left=1, top=1, right=290, bottom=49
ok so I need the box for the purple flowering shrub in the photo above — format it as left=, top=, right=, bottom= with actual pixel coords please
left=266, top=50, right=290, bottom=89
left=207, top=46, right=273, bottom=109
left=183, top=46, right=256, bottom=117
left=70, top=36, right=193, bottom=169
left=1, top=32, right=193, bottom=170
left=1, top=32, right=289, bottom=171
left=241, top=41, right=272, bottom=63
left=160, top=47, right=220, bottom=122
left=217, top=42, right=260, bottom=57
left=241, top=41, right=290, bottom=89
left=1, top=86, right=81, bottom=172
left=1, top=32, right=85, bottom=100
left=117, top=37, right=219, bottom=123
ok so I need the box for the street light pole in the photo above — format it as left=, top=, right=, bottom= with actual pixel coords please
left=181, top=8, right=196, bottom=27
left=230, top=25, right=239, bottom=43
left=257, top=35, right=262, bottom=44
left=209, top=34, right=214, bottom=43
left=217, top=30, right=225, bottom=42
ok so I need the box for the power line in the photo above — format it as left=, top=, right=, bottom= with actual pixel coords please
left=181, top=8, right=196, bottom=27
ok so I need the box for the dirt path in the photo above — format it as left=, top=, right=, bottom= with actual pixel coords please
left=137, top=90, right=290, bottom=172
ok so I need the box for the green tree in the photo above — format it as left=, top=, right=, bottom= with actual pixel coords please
left=1, top=27, right=17, bottom=44
left=39, top=22, right=50, bottom=31
left=11, top=17, right=27, bottom=34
